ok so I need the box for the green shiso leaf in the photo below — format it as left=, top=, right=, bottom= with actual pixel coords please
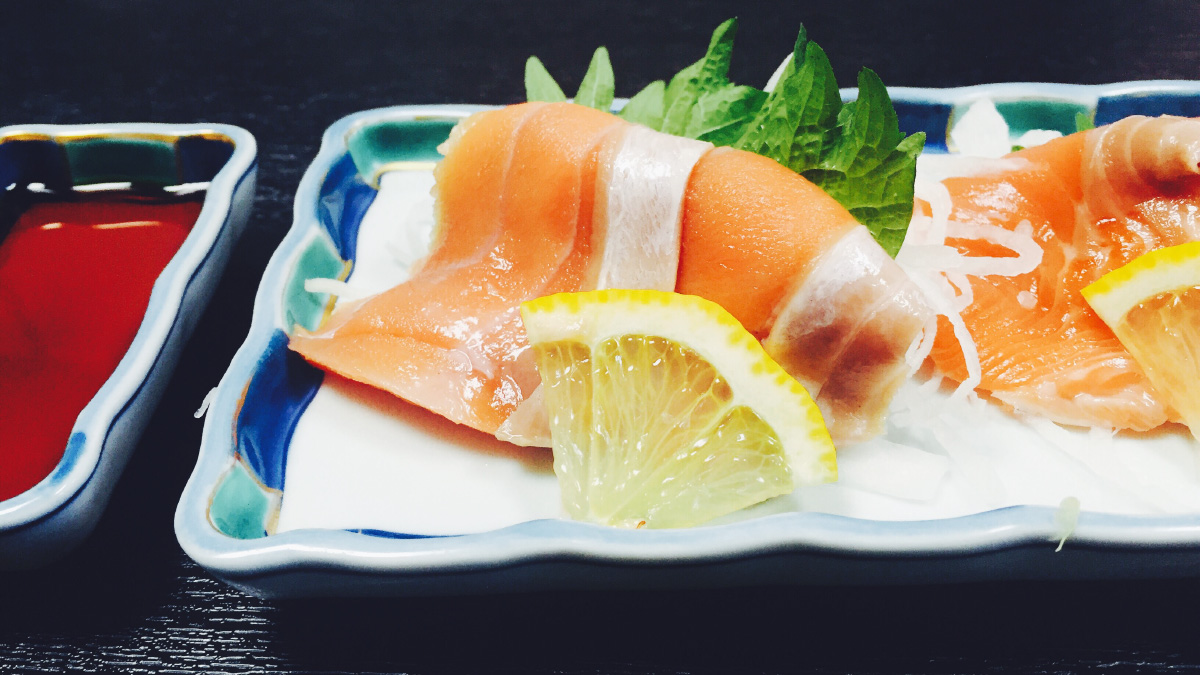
left=524, top=19, right=924, bottom=256
left=619, top=80, right=666, bottom=127
left=692, top=85, right=768, bottom=145
left=688, top=85, right=767, bottom=138
left=661, top=60, right=703, bottom=131
left=525, top=56, right=566, bottom=103
left=795, top=69, right=923, bottom=257
left=1075, top=110, right=1095, bottom=132
left=731, top=30, right=922, bottom=257
left=696, top=17, right=737, bottom=90
left=576, top=47, right=615, bottom=111
left=736, top=28, right=842, bottom=171
left=662, top=17, right=744, bottom=135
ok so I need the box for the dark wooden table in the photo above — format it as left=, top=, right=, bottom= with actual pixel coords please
left=3, top=1, right=1200, bottom=672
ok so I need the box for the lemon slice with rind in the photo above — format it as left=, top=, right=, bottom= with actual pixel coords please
left=521, top=289, right=837, bottom=529
left=1082, top=241, right=1200, bottom=439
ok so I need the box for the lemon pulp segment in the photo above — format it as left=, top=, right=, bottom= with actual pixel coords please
left=1083, top=242, right=1200, bottom=439
left=1105, top=287, right=1200, bottom=438
left=522, top=289, right=836, bottom=529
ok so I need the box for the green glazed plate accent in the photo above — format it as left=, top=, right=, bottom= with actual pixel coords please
left=945, top=98, right=1093, bottom=149
left=63, top=136, right=179, bottom=186
left=994, top=99, right=1091, bottom=137
left=346, top=117, right=459, bottom=187
left=208, top=460, right=277, bottom=540
left=283, top=234, right=346, bottom=332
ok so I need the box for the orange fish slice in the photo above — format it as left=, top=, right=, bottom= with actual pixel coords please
left=291, top=102, right=931, bottom=443
left=291, top=103, right=624, bottom=433
left=925, top=115, right=1200, bottom=430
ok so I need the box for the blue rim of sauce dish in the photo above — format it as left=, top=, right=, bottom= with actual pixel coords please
left=176, top=84, right=1200, bottom=598
left=0, top=124, right=257, bottom=569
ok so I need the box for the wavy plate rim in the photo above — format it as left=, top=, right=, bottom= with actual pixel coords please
left=0, top=122, right=258, bottom=534
left=175, top=83, right=1200, bottom=587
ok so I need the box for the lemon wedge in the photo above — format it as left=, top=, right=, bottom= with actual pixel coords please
left=520, top=289, right=837, bottom=529
left=1082, top=242, right=1200, bottom=439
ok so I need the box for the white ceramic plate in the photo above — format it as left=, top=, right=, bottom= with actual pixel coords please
left=176, top=84, right=1200, bottom=598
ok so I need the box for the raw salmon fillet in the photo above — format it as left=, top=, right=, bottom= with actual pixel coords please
left=291, top=102, right=931, bottom=442
left=926, top=115, right=1200, bottom=430
left=291, top=102, right=623, bottom=433
left=678, top=148, right=931, bottom=440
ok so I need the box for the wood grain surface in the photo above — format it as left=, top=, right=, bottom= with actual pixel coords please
left=3, top=1, right=1200, bottom=672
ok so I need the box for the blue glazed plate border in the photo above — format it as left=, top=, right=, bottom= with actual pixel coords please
left=0, top=123, right=258, bottom=536
left=175, top=84, right=1200, bottom=592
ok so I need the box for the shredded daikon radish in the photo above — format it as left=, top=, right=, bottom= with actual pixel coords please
left=949, top=98, right=1062, bottom=157
left=897, top=264, right=983, bottom=397
left=1016, top=129, right=1063, bottom=148
left=911, top=177, right=952, bottom=245
left=1054, top=496, right=1080, bottom=552
left=899, top=139, right=1046, bottom=404
left=904, top=221, right=1042, bottom=278
left=887, top=374, right=945, bottom=430
left=945, top=272, right=974, bottom=310
left=904, top=316, right=939, bottom=371
left=304, top=277, right=375, bottom=302
left=833, top=437, right=950, bottom=502
left=764, top=53, right=792, bottom=92
left=949, top=99, right=1011, bottom=158
left=1023, top=417, right=1173, bottom=513
left=194, top=387, right=216, bottom=419
left=888, top=378, right=1003, bottom=505
left=916, top=154, right=1031, bottom=186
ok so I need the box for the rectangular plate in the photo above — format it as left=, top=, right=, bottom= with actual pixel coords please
left=0, top=123, right=257, bottom=568
left=176, top=84, right=1200, bottom=598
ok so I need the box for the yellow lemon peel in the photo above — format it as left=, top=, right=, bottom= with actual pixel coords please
left=521, top=289, right=836, bottom=529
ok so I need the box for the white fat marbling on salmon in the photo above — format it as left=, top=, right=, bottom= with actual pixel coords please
left=1083, top=115, right=1200, bottom=231
left=591, top=125, right=712, bottom=290
left=497, top=126, right=713, bottom=447
left=916, top=115, right=1200, bottom=430
left=764, top=226, right=933, bottom=442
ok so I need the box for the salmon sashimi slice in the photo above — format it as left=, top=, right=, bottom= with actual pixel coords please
left=921, top=115, right=1200, bottom=430
left=291, top=102, right=931, bottom=443
left=765, top=226, right=932, bottom=441
left=496, top=123, right=714, bottom=446
left=590, top=125, right=714, bottom=291
left=679, top=147, right=932, bottom=441
left=291, top=103, right=626, bottom=433
left=677, top=147, right=861, bottom=337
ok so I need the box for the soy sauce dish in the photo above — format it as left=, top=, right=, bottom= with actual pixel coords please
left=0, top=123, right=256, bottom=569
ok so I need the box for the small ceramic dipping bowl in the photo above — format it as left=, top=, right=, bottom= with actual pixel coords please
left=0, top=123, right=257, bottom=569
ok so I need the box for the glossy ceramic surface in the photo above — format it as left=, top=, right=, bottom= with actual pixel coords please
left=177, top=84, right=1200, bottom=598
left=0, top=123, right=257, bottom=568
